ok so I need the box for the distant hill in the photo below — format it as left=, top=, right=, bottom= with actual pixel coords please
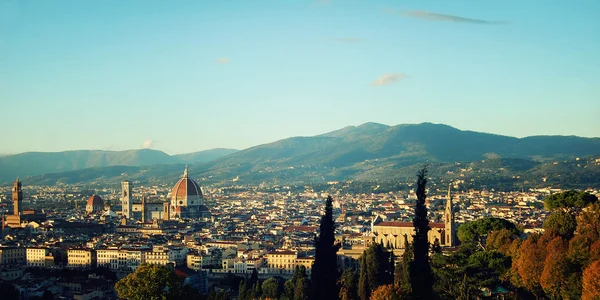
left=0, top=149, right=178, bottom=181
left=204, top=122, right=600, bottom=175
left=0, top=147, right=239, bottom=182
left=174, top=148, right=238, bottom=164
left=7, top=122, right=600, bottom=188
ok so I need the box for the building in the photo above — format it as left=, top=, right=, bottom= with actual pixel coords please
left=96, top=249, right=143, bottom=272
left=85, top=195, right=105, bottom=214
left=266, top=250, right=297, bottom=275
left=68, top=249, right=96, bottom=268
left=169, top=166, right=211, bottom=220
left=120, top=166, right=211, bottom=222
left=0, top=246, right=26, bottom=265
left=144, top=246, right=172, bottom=266
left=26, top=248, right=51, bottom=267
left=4, top=179, right=23, bottom=227
left=371, top=185, right=456, bottom=248
left=4, top=179, right=46, bottom=228
left=121, top=180, right=132, bottom=219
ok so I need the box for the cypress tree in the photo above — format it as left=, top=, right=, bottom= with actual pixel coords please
left=311, top=195, right=340, bottom=300
left=410, top=166, right=434, bottom=299
left=358, top=252, right=370, bottom=300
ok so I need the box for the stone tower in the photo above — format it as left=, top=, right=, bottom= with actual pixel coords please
left=444, top=183, right=455, bottom=247
left=121, top=180, right=132, bottom=219
left=12, top=178, right=23, bottom=216
left=141, top=196, right=146, bottom=223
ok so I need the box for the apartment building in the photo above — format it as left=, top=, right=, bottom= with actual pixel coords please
left=68, top=249, right=96, bottom=268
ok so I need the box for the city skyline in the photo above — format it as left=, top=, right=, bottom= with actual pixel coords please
left=2, top=0, right=599, bottom=155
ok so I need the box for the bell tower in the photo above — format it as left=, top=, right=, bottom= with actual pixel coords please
left=121, top=180, right=132, bottom=219
left=444, top=183, right=455, bottom=247
left=12, top=178, right=23, bottom=216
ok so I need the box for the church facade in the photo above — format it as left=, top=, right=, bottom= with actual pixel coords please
left=371, top=185, right=456, bottom=248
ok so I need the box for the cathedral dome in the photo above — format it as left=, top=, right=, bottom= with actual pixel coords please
left=169, top=166, right=209, bottom=219
left=171, top=166, right=203, bottom=204
left=87, top=195, right=104, bottom=207
left=171, top=177, right=203, bottom=198
left=86, top=195, right=104, bottom=214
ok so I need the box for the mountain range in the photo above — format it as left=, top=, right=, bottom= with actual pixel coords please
left=0, top=148, right=237, bottom=182
left=4, top=122, right=600, bottom=187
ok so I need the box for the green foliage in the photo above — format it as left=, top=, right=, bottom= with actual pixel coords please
left=207, top=289, right=231, bottom=300
left=311, top=195, right=340, bottom=300
left=114, top=264, right=198, bottom=300
left=410, top=166, right=434, bottom=300
left=358, top=254, right=370, bottom=300
left=294, top=277, right=309, bottom=300
left=338, top=269, right=359, bottom=300
left=485, top=229, right=518, bottom=254
left=262, top=277, right=282, bottom=299
left=283, top=266, right=309, bottom=300
left=543, top=210, right=577, bottom=238
left=544, top=190, right=598, bottom=210
left=362, top=243, right=394, bottom=295
left=457, top=217, right=520, bottom=243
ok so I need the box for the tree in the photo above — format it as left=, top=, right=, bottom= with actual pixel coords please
left=540, top=237, right=571, bottom=298
left=394, top=235, right=412, bottom=294
left=370, top=284, right=406, bottom=300
left=239, top=280, right=249, bottom=300
left=544, top=190, right=598, bottom=211
left=543, top=210, right=577, bottom=238
left=294, top=277, right=310, bottom=300
left=115, top=263, right=192, bottom=300
left=358, top=253, right=370, bottom=300
left=485, top=229, right=517, bottom=254
left=311, top=195, right=340, bottom=300
left=576, top=203, right=600, bottom=239
left=284, top=266, right=309, bottom=300
left=511, top=234, right=546, bottom=297
left=339, top=269, right=359, bottom=300
left=262, top=277, right=281, bottom=300
left=457, top=217, right=520, bottom=244
left=362, top=243, right=394, bottom=294
left=207, top=289, right=230, bottom=300
left=582, top=259, right=600, bottom=300
left=410, top=166, right=434, bottom=299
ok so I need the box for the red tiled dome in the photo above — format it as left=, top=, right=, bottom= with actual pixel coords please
left=171, top=178, right=203, bottom=198
left=86, top=195, right=104, bottom=207
left=171, top=166, right=203, bottom=199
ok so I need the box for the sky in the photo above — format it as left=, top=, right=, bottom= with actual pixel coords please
left=1, top=0, right=599, bottom=155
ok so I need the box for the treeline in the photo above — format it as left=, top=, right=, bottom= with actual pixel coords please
left=429, top=190, right=600, bottom=299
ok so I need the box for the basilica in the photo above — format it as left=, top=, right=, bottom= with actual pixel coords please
left=370, top=185, right=456, bottom=248
left=120, top=166, right=211, bottom=222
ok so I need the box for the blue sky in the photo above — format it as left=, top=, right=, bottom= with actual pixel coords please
left=1, top=0, right=599, bottom=155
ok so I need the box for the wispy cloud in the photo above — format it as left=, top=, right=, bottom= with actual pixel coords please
left=329, top=37, right=365, bottom=43
left=371, top=73, right=406, bottom=86
left=142, top=140, right=154, bottom=149
left=386, top=8, right=506, bottom=24
left=215, top=57, right=229, bottom=64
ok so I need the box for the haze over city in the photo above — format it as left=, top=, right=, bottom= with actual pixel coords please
left=2, top=0, right=599, bottom=155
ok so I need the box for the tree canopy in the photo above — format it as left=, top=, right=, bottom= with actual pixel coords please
left=582, top=259, right=600, bottom=300
left=544, top=190, right=598, bottom=211
left=114, top=264, right=198, bottom=300
left=542, top=210, right=577, bottom=238
left=457, top=217, right=520, bottom=243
